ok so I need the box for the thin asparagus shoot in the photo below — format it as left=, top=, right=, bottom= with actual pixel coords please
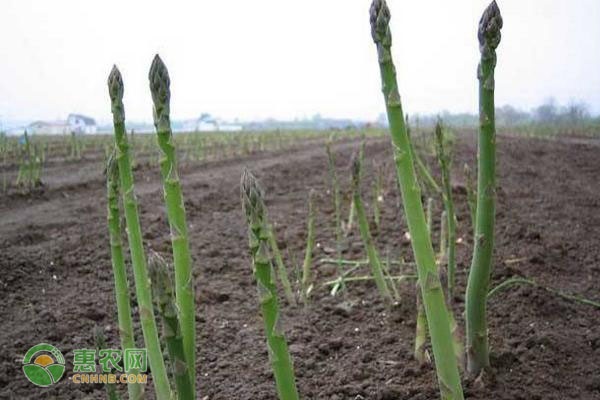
left=241, top=169, right=300, bottom=400
left=108, top=65, right=171, bottom=400
left=93, top=327, right=121, bottom=400
left=325, top=140, right=345, bottom=292
left=351, top=153, right=393, bottom=303
left=426, top=197, right=434, bottom=234
left=148, top=251, right=193, bottom=400
left=407, top=116, right=442, bottom=195
left=105, top=152, right=143, bottom=400
left=149, top=55, right=196, bottom=390
left=372, top=163, right=384, bottom=233
left=301, top=189, right=316, bottom=302
left=435, top=121, right=457, bottom=299
left=465, top=0, right=503, bottom=376
left=268, top=222, right=297, bottom=305
left=382, top=249, right=401, bottom=301
left=370, top=1, right=464, bottom=397
left=344, top=140, right=364, bottom=236
left=439, top=211, right=447, bottom=261
left=414, top=286, right=431, bottom=365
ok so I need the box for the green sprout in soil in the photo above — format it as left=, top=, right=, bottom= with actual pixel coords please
left=15, top=131, right=43, bottom=190
left=344, top=140, right=365, bottom=236
left=148, top=251, right=194, bottom=400
left=267, top=221, right=297, bottom=306
left=94, top=326, right=121, bottom=400
left=465, top=0, right=503, bottom=377
left=108, top=65, right=171, bottom=400
left=149, top=55, right=196, bottom=391
left=241, top=168, right=300, bottom=400
left=301, top=189, right=316, bottom=302
left=350, top=152, right=393, bottom=303
left=407, top=116, right=442, bottom=196
left=435, top=121, right=457, bottom=299
left=105, top=152, right=143, bottom=400
left=325, top=140, right=345, bottom=294
left=370, top=0, right=464, bottom=397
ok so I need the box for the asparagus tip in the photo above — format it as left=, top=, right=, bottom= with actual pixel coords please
left=241, top=168, right=265, bottom=225
left=149, top=54, right=170, bottom=92
left=107, top=65, right=124, bottom=103
left=369, top=0, right=391, bottom=44
left=478, top=0, right=503, bottom=52
left=149, top=54, right=171, bottom=123
left=147, top=251, right=169, bottom=285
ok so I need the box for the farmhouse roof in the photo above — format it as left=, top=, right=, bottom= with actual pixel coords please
left=68, top=113, right=96, bottom=126
left=29, top=120, right=68, bottom=127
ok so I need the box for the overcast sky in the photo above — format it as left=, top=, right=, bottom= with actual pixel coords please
left=1, top=0, right=599, bottom=123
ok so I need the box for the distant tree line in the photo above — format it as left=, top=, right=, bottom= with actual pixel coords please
left=403, top=99, right=600, bottom=135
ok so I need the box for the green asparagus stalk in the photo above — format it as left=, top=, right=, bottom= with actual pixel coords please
left=149, top=55, right=196, bottom=390
left=370, top=1, right=464, bottom=398
left=351, top=154, right=393, bottom=303
left=93, top=327, right=121, bottom=400
left=414, top=285, right=430, bottom=365
left=465, top=0, right=503, bottom=376
left=435, top=122, right=457, bottom=299
left=148, top=251, right=193, bottom=400
left=241, top=169, right=300, bottom=400
left=319, top=258, right=413, bottom=268
left=382, top=249, right=401, bottom=301
left=407, top=116, right=442, bottom=195
left=426, top=197, right=434, bottom=234
left=439, top=211, right=447, bottom=262
left=372, top=164, right=384, bottom=233
left=344, top=140, right=364, bottom=236
left=108, top=65, right=171, bottom=400
left=267, top=223, right=297, bottom=305
left=106, top=152, right=143, bottom=400
left=325, top=140, right=345, bottom=292
left=301, top=189, right=316, bottom=302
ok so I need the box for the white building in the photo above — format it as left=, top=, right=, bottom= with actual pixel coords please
left=27, top=121, right=70, bottom=135
left=67, top=114, right=97, bottom=134
left=26, top=114, right=97, bottom=135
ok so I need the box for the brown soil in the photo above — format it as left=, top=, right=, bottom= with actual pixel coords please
left=1, top=134, right=600, bottom=400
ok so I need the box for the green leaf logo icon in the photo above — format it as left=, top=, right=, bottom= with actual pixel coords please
left=22, top=343, right=65, bottom=387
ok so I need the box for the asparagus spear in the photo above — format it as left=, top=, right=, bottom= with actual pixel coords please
left=370, top=1, right=464, bottom=398
left=301, top=189, right=316, bottom=302
left=434, top=122, right=457, bottom=300
left=105, top=152, right=143, bottom=400
left=148, top=251, right=193, bottom=400
left=325, top=141, right=345, bottom=293
left=407, top=117, right=442, bottom=196
left=108, top=66, right=171, bottom=400
left=149, top=55, right=196, bottom=391
left=267, top=222, right=296, bottom=306
left=93, top=327, right=121, bottom=400
left=241, top=169, right=299, bottom=400
left=465, top=0, right=503, bottom=376
left=414, top=286, right=430, bottom=365
left=351, top=153, right=393, bottom=303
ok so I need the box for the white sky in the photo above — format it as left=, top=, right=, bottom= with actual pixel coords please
left=1, top=0, right=599, bottom=123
